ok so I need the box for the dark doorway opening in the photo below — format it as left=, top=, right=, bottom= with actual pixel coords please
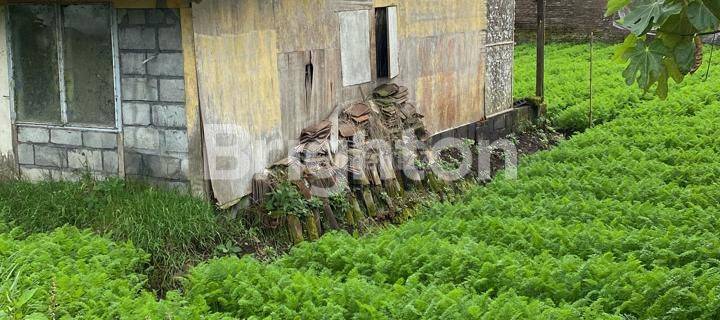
left=375, top=7, right=389, bottom=79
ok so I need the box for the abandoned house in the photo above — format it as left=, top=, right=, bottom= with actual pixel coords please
left=0, top=0, right=518, bottom=208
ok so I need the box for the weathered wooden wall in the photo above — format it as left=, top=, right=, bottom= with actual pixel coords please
left=193, top=0, right=498, bottom=206
left=0, top=6, right=17, bottom=179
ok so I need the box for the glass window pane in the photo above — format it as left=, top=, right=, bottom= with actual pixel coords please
left=62, top=5, right=115, bottom=126
left=9, top=5, right=61, bottom=123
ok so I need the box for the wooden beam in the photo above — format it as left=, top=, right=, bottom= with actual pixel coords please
left=113, top=0, right=190, bottom=8
left=0, top=0, right=190, bottom=7
left=180, top=7, right=207, bottom=199
left=536, top=0, right=546, bottom=100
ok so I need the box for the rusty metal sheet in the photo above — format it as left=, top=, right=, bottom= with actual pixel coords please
left=403, top=31, right=486, bottom=134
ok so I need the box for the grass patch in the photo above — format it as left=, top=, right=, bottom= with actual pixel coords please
left=0, top=177, right=253, bottom=293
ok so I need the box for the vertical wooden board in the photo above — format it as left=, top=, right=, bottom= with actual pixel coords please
left=0, top=5, right=16, bottom=177
left=181, top=7, right=207, bottom=198
left=193, top=0, right=284, bottom=207
left=387, top=6, right=400, bottom=78
left=278, top=49, right=335, bottom=144
left=339, top=10, right=372, bottom=87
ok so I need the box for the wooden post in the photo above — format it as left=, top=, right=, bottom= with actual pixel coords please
left=589, top=32, right=594, bottom=128
left=536, top=0, right=546, bottom=101
left=287, top=215, right=304, bottom=244
left=181, top=7, right=208, bottom=199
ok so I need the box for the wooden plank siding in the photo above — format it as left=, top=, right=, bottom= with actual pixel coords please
left=192, top=0, right=492, bottom=206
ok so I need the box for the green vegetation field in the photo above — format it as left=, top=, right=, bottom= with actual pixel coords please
left=2, top=43, right=720, bottom=319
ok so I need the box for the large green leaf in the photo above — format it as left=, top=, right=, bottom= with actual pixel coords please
left=606, top=0, right=632, bottom=16
left=703, top=0, right=720, bottom=20
left=615, top=34, right=639, bottom=62
left=688, top=0, right=720, bottom=31
left=621, top=0, right=684, bottom=35
left=622, top=39, right=669, bottom=90
left=673, top=36, right=697, bottom=74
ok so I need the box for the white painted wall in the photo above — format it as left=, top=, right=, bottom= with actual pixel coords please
left=0, top=6, right=15, bottom=164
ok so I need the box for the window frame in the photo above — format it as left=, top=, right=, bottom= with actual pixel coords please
left=5, top=3, right=122, bottom=132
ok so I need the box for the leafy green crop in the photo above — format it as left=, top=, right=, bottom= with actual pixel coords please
left=514, top=42, right=720, bottom=132
left=3, top=43, right=720, bottom=319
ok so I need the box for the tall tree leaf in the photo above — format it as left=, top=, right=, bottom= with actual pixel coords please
left=607, top=0, right=632, bottom=16
left=703, top=0, right=720, bottom=20
left=673, top=36, right=697, bottom=73
left=622, top=0, right=684, bottom=35
left=622, top=39, right=669, bottom=90
left=687, top=0, right=720, bottom=31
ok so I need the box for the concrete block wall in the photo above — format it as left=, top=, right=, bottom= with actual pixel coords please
left=118, top=8, right=190, bottom=192
left=16, top=126, right=119, bottom=181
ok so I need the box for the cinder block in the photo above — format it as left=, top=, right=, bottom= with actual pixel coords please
left=68, top=149, right=103, bottom=171
left=51, top=129, right=82, bottom=146
left=159, top=79, right=185, bottom=103
left=119, top=26, right=156, bottom=50
left=163, top=129, right=188, bottom=152
left=58, top=170, right=80, bottom=182
left=103, top=151, right=119, bottom=173
left=158, top=25, right=182, bottom=50
left=121, top=52, right=147, bottom=75
left=83, top=132, right=117, bottom=149
left=122, top=77, right=159, bottom=101
left=124, top=127, right=160, bottom=150
left=143, top=154, right=184, bottom=179
left=34, top=146, right=66, bottom=167
left=20, top=167, right=51, bottom=182
left=153, top=105, right=186, bottom=128
left=17, top=127, right=49, bottom=143
left=147, top=53, right=184, bottom=77
left=17, top=144, right=34, bottom=165
left=124, top=152, right=142, bottom=175
left=122, top=102, right=152, bottom=126
left=167, top=181, right=190, bottom=193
